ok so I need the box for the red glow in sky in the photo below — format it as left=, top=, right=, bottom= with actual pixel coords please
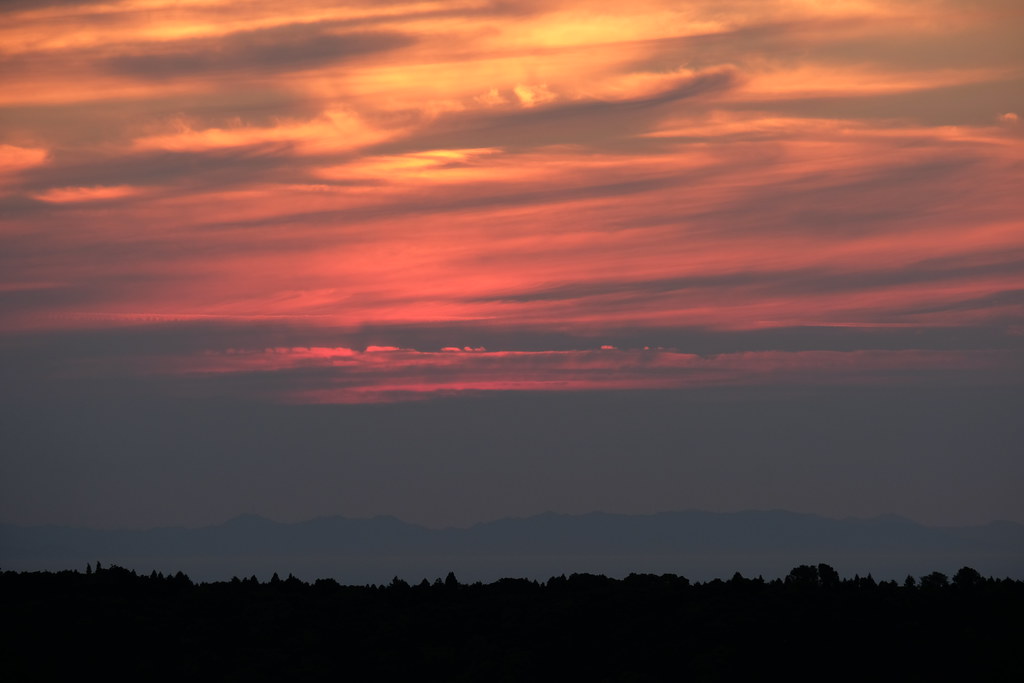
left=1, top=0, right=1022, bottom=402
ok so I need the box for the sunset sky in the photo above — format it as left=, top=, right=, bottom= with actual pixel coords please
left=2, top=0, right=1022, bottom=530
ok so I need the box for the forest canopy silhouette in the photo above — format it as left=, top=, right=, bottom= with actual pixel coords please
left=3, top=563, right=1020, bottom=681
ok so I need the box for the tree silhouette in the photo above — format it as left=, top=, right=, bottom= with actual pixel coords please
left=952, top=566, right=982, bottom=588
left=920, top=571, right=948, bottom=589
left=2, top=564, right=1022, bottom=681
left=784, top=564, right=819, bottom=587
left=817, top=563, right=840, bottom=587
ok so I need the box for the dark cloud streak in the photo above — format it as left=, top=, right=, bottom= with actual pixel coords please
left=103, top=26, right=416, bottom=80
left=369, top=69, right=739, bottom=154
left=14, top=142, right=298, bottom=192
left=466, top=259, right=1024, bottom=304
left=726, top=76, right=1024, bottom=127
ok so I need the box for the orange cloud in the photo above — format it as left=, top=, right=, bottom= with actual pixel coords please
left=1, top=0, right=1021, bottom=402
left=32, top=185, right=144, bottom=203
left=0, top=145, right=48, bottom=176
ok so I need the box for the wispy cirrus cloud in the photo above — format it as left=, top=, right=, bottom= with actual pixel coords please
left=0, top=0, right=1021, bottom=403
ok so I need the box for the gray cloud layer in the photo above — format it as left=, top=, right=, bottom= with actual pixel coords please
left=104, top=25, right=416, bottom=80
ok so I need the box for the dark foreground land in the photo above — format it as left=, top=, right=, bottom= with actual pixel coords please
left=3, top=564, right=1021, bottom=682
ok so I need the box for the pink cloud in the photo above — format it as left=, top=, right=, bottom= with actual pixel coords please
left=1, top=0, right=1020, bottom=405
left=88, top=346, right=1018, bottom=404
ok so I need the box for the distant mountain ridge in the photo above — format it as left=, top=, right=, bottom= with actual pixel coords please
left=3, top=510, right=1022, bottom=584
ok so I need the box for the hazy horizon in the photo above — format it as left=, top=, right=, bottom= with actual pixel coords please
left=8, top=505, right=1024, bottom=534
left=7, top=506, right=1023, bottom=585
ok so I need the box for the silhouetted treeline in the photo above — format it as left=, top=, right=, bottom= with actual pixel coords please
left=3, top=563, right=1021, bottom=682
